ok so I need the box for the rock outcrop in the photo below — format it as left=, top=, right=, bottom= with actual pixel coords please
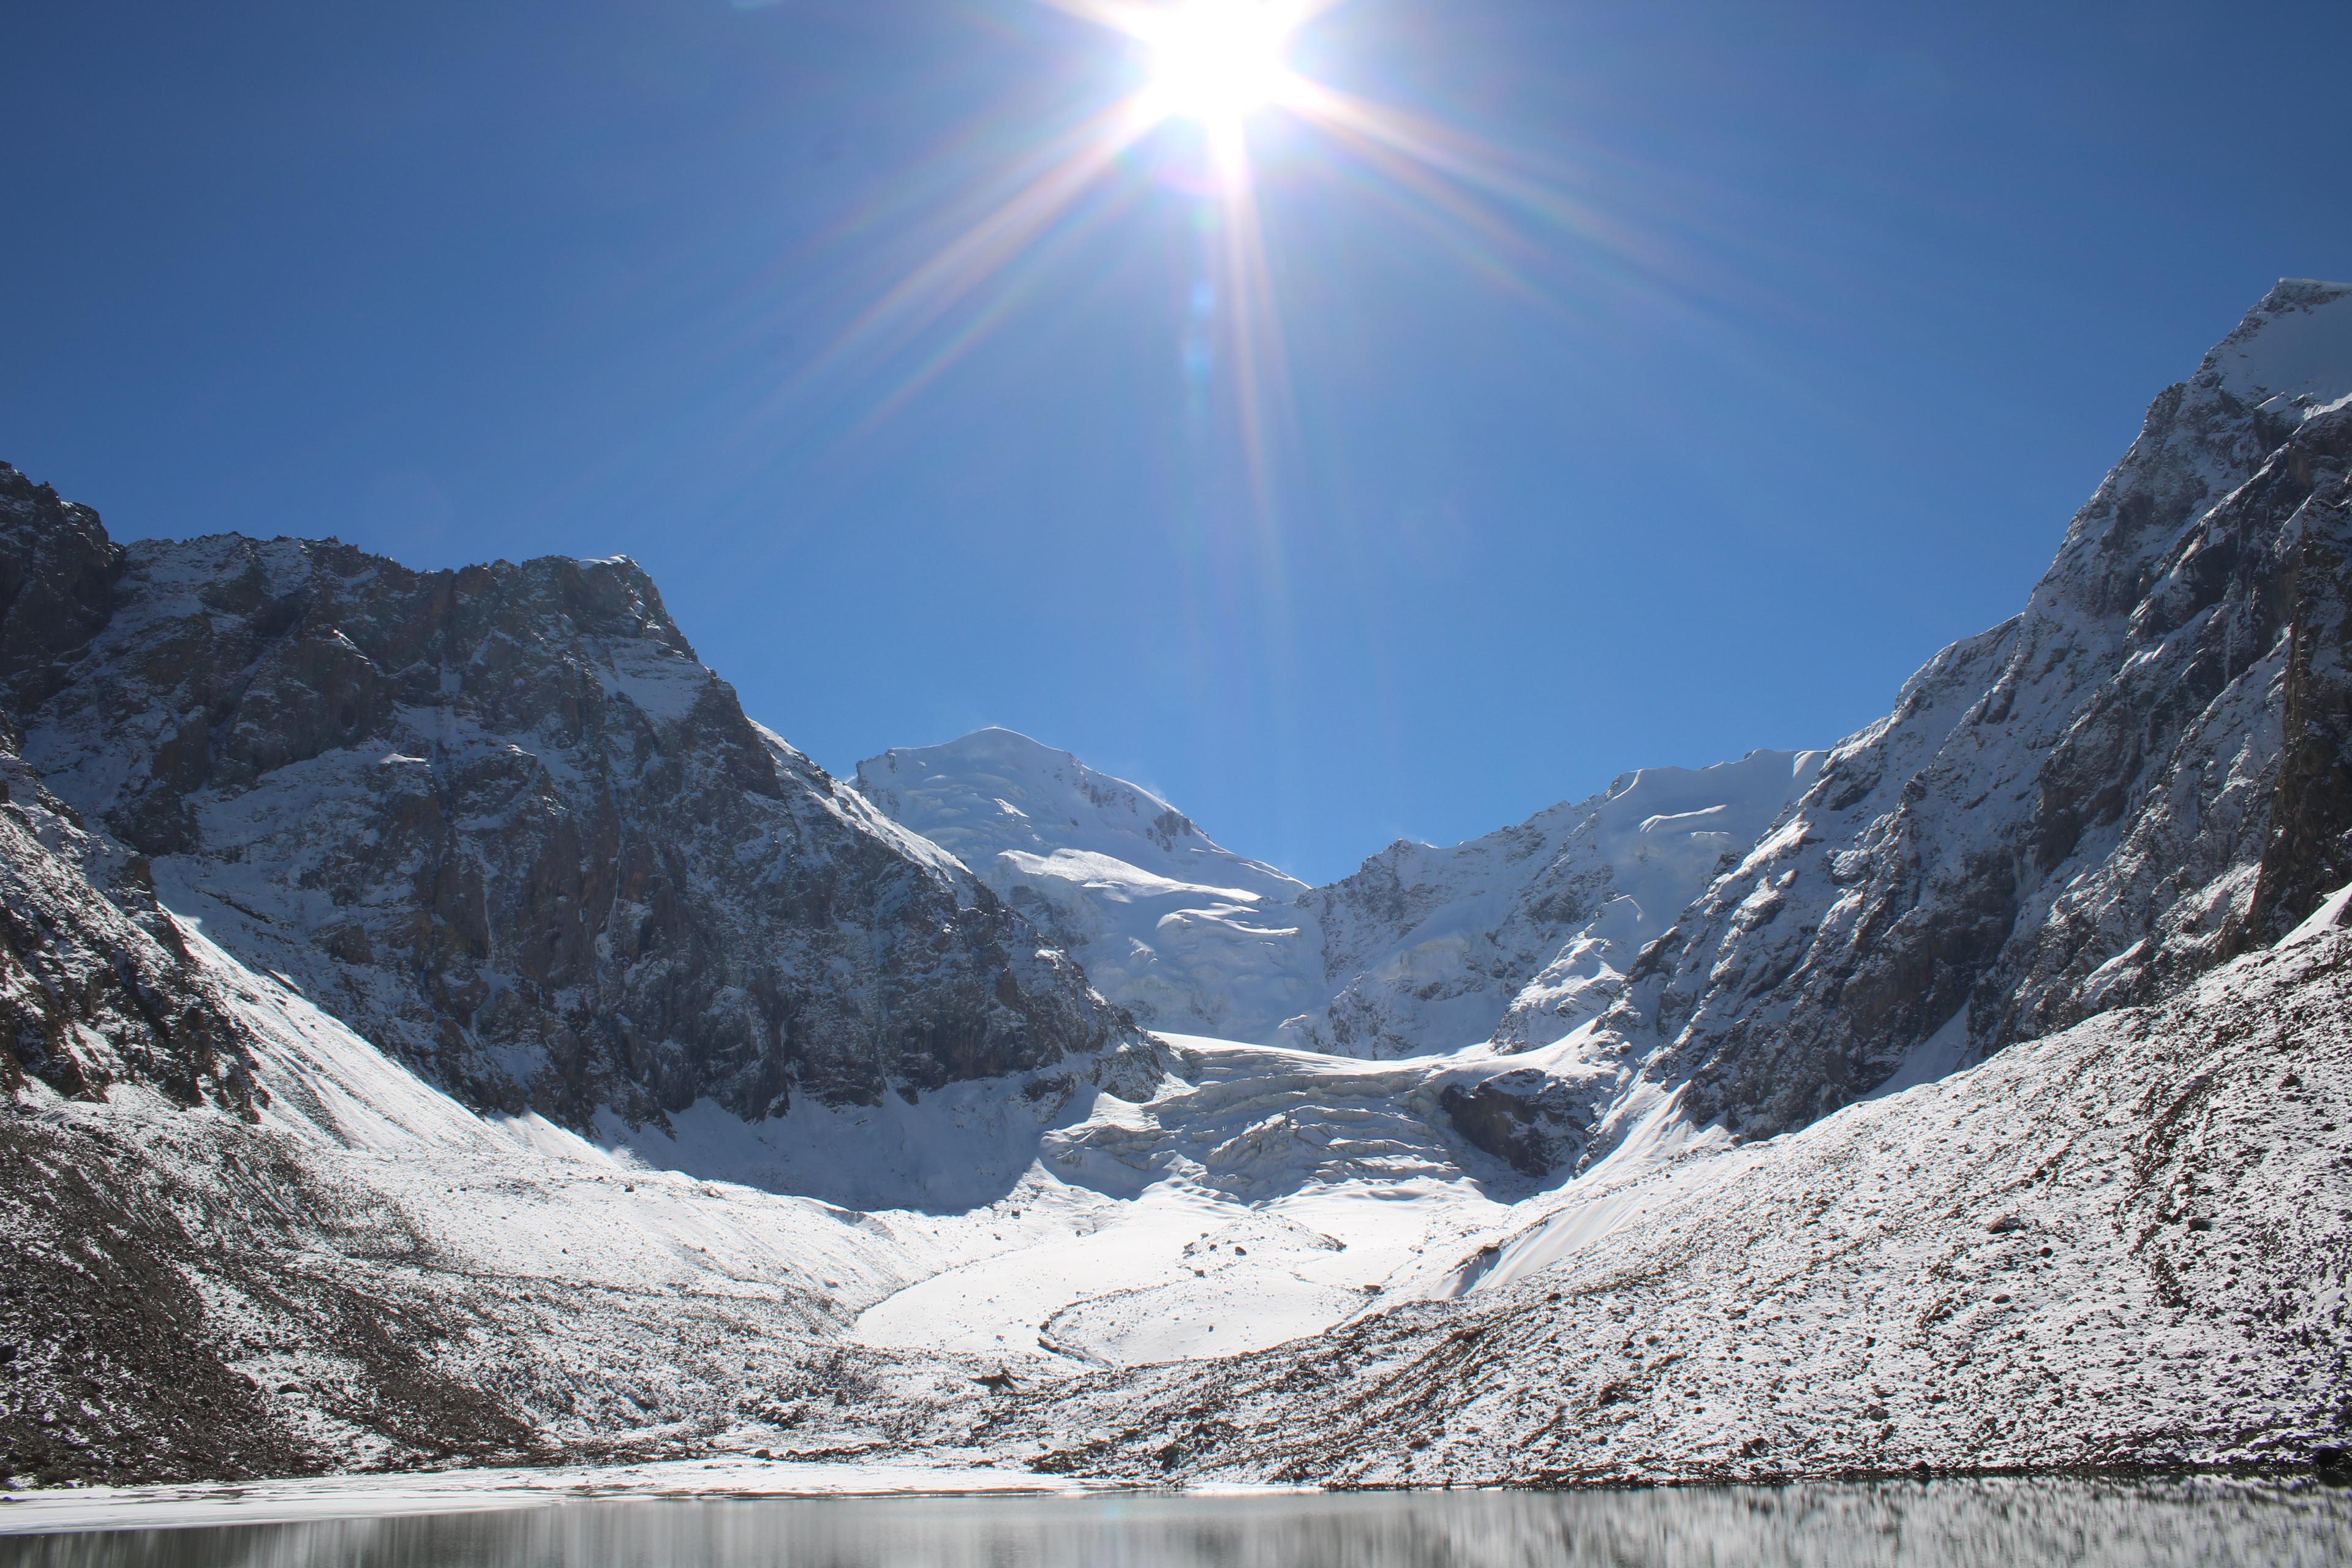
left=0, top=725, right=256, bottom=1115
left=0, top=466, right=1144, bottom=1133
left=1574, top=279, right=2352, bottom=1144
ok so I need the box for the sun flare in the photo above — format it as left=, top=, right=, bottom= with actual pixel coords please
left=823, top=0, right=1606, bottom=506
left=1135, top=0, right=1300, bottom=134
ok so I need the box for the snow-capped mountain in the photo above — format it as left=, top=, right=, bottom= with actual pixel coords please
left=1299, top=750, right=1823, bottom=1058
left=0, top=469, right=1145, bottom=1134
left=0, top=712, right=1640, bottom=1485
left=855, top=729, right=1324, bottom=1043
left=859, top=729, right=1822, bottom=1065
left=1535, top=277, right=2352, bottom=1152
left=2, top=280, right=2348, bottom=1497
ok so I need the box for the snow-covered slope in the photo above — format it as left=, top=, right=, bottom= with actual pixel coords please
left=859, top=729, right=1822, bottom=1068
left=10, top=809, right=2345, bottom=1491
left=856, top=731, right=1324, bottom=1042
left=0, top=862, right=1567, bottom=1485
left=991, top=915, right=2352, bottom=1486
left=1303, top=750, right=1824, bottom=1058
left=0, top=703, right=1558, bottom=1484
left=8, top=280, right=2351, bottom=1499
left=0, top=913, right=993, bottom=1487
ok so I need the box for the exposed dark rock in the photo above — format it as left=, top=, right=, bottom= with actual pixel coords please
left=1439, top=1069, right=1588, bottom=1178
left=0, top=464, right=1145, bottom=1132
left=0, top=726, right=255, bottom=1114
left=1599, top=281, right=2352, bottom=1143
left=0, top=466, right=121, bottom=712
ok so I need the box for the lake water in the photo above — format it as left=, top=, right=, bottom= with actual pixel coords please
left=2, top=1478, right=2346, bottom=1567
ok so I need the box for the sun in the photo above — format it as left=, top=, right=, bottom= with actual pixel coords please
left=831, top=0, right=1601, bottom=496
left=1135, top=1, right=1302, bottom=135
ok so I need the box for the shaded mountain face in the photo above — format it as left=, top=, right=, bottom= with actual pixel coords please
left=1594, top=279, right=2352, bottom=1142
left=0, top=467, right=1142, bottom=1131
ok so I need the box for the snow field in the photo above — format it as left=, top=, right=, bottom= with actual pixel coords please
left=986, top=922, right=2352, bottom=1487
left=51, top=926, right=1620, bottom=1464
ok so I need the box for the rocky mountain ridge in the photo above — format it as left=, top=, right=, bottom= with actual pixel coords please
left=0, top=468, right=1146, bottom=1137
left=1565, top=278, right=2352, bottom=1148
left=856, top=279, right=2352, bottom=1183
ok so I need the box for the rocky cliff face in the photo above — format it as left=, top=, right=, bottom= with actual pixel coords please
left=0, top=726, right=256, bottom=1115
left=0, top=466, right=1144, bottom=1133
left=1590, top=279, right=2352, bottom=1142
left=0, top=480, right=257, bottom=1114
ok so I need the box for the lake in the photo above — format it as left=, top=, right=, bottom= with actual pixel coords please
left=2, top=1477, right=2345, bottom=1567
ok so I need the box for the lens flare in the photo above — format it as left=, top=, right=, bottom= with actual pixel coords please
left=1136, top=1, right=1297, bottom=134
left=802, top=1, right=1668, bottom=518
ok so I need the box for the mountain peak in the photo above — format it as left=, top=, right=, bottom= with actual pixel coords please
left=2198, top=277, right=2352, bottom=407
left=856, top=728, right=1293, bottom=894
left=854, top=730, right=1319, bottom=1041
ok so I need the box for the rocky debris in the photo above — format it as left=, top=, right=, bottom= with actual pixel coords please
left=0, top=466, right=1146, bottom=1132
left=0, top=1114, right=536, bottom=1488
left=986, top=924, right=2352, bottom=1487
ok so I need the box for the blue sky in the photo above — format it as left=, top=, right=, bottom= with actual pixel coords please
left=7, top=1, right=2348, bottom=884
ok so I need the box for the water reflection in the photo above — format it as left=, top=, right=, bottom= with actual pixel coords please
left=4, top=1478, right=2346, bottom=1567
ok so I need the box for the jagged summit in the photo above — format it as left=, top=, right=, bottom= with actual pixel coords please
left=0, top=471, right=1144, bottom=1132
left=2199, top=277, right=2352, bottom=405
left=857, top=727, right=1823, bottom=1066
left=1484, top=271, right=2352, bottom=1156
left=1, top=286, right=2348, bottom=1494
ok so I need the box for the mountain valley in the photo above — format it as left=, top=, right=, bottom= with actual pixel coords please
left=2, top=280, right=2350, bottom=1497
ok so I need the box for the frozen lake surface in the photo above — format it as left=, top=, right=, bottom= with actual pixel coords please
left=2, top=1473, right=2346, bottom=1566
